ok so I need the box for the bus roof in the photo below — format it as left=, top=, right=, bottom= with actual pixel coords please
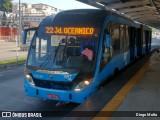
left=37, top=9, right=151, bottom=36
left=39, top=9, right=107, bottom=28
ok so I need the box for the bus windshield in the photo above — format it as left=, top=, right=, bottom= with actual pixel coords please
left=27, top=34, right=99, bottom=73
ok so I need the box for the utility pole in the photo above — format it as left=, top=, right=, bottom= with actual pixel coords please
left=16, top=0, right=21, bottom=64
left=18, top=0, right=22, bottom=45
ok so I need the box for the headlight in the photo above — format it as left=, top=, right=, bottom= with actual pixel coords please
left=74, top=80, right=90, bottom=92
left=26, top=74, right=35, bottom=86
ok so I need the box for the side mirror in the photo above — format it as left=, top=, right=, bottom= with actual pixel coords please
left=22, top=27, right=37, bottom=44
left=105, top=34, right=111, bottom=48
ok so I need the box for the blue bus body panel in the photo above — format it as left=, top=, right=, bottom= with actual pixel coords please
left=31, top=71, right=78, bottom=82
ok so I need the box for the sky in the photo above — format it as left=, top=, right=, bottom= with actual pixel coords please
left=12, top=0, right=96, bottom=10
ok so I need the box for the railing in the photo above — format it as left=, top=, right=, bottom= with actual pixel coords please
left=23, top=12, right=47, bottom=16
left=0, top=36, right=18, bottom=42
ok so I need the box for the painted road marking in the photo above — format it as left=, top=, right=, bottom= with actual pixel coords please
left=93, top=61, right=150, bottom=120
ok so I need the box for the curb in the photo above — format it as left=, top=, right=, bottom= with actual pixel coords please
left=0, top=62, right=26, bottom=71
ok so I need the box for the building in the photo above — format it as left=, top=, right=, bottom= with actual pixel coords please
left=0, top=11, right=18, bottom=27
left=12, top=3, right=60, bottom=27
left=32, top=3, right=59, bottom=16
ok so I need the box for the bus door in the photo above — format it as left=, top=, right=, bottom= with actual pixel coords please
left=100, top=30, right=112, bottom=71
left=145, top=31, right=149, bottom=54
left=149, top=31, right=152, bottom=50
left=129, top=27, right=136, bottom=60
left=136, top=28, right=142, bottom=56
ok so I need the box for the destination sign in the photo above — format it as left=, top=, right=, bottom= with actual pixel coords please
left=45, top=27, right=94, bottom=35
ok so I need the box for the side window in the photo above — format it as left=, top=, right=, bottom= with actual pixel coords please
left=120, top=24, right=125, bottom=52
left=125, top=26, right=129, bottom=51
left=100, top=22, right=114, bottom=72
left=143, top=31, right=146, bottom=45
left=36, top=38, right=40, bottom=53
left=41, top=39, right=47, bottom=54
left=120, top=25, right=129, bottom=52
left=112, top=26, right=120, bottom=54
left=36, top=37, right=48, bottom=59
left=104, top=21, right=120, bottom=55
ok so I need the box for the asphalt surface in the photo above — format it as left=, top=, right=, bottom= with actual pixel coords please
left=0, top=65, right=79, bottom=120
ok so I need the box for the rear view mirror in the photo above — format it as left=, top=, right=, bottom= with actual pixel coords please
left=22, top=27, right=37, bottom=44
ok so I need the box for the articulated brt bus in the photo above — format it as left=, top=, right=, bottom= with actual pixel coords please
left=24, top=9, right=151, bottom=103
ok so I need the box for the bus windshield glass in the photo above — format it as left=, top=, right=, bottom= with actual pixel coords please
left=27, top=34, right=99, bottom=73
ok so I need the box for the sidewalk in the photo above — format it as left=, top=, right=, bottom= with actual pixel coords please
left=109, top=50, right=160, bottom=120
left=0, top=42, right=28, bottom=70
left=0, top=42, right=28, bottom=61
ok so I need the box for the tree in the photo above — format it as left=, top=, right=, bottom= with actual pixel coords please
left=0, top=0, right=12, bottom=12
left=152, top=28, right=158, bottom=33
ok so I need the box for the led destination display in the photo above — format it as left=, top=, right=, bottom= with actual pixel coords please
left=45, top=27, right=94, bottom=35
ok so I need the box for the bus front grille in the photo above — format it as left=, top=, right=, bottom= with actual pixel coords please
left=33, top=79, right=72, bottom=90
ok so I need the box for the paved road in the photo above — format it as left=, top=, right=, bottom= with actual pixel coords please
left=0, top=65, right=79, bottom=120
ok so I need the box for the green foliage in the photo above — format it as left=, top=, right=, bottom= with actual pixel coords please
left=0, top=0, right=12, bottom=12
left=0, top=58, right=26, bottom=66
left=152, top=28, right=159, bottom=33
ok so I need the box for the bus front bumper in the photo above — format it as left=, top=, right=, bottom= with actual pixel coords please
left=24, top=79, right=95, bottom=103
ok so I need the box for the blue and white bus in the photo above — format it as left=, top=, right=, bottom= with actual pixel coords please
left=24, top=9, right=151, bottom=103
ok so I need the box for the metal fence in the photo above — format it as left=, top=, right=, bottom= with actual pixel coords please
left=0, top=36, right=18, bottom=42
